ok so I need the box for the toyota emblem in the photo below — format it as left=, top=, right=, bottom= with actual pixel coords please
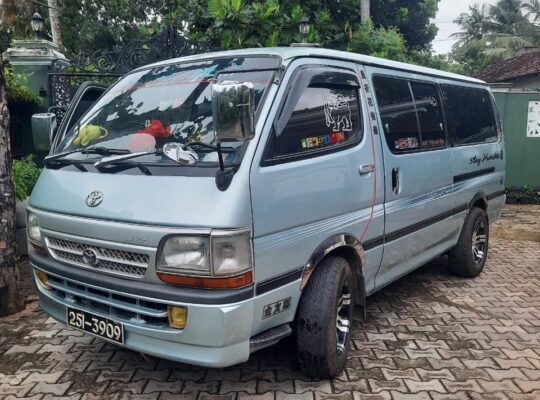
left=82, top=248, right=99, bottom=266
left=86, top=191, right=103, bottom=207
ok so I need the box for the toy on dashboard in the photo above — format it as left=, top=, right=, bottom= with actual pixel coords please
left=72, top=124, right=108, bottom=146
left=136, top=119, right=171, bottom=138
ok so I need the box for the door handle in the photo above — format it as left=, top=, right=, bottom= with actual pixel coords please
left=359, top=164, right=375, bottom=175
left=392, top=167, right=400, bottom=195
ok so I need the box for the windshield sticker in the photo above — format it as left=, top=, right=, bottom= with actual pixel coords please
left=395, top=137, right=419, bottom=150
left=422, top=138, right=445, bottom=148
left=324, top=93, right=353, bottom=132
left=301, top=132, right=346, bottom=149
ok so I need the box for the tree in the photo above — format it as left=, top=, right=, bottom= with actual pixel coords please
left=449, top=39, right=491, bottom=75
left=452, top=4, right=491, bottom=44
left=47, top=0, right=63, bottom=51
left=523, top=0, right=540, bottom=23
left=348, top=21, right=408, bottom=62
left=451, top=0, right=540, bottom=70
left=488, top=0, right=528, bottom=34
left=0, top=60, right=24, bottom=317
left=371, top=0, right=440, bottom=50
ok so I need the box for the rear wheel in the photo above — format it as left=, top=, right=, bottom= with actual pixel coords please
left=448, top=206, right=489, bottom=278
left=296, top=256, right=354, bottom=378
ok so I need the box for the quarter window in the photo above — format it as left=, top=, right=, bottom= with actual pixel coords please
left=442, top=85, right=498, bottom=145
left=267, top=69, right=362, bottom=161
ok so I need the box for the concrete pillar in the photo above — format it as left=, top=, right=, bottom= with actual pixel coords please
left=2, top=39, right=68, bottom=111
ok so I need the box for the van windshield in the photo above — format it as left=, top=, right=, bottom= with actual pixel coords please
left=55, top=58, right=275, bottom=165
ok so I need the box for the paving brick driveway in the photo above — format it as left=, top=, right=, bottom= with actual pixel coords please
left=1, top=205, right=539, bottom=400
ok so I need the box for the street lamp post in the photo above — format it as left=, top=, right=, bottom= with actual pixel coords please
left=299, top=17, right=310, bottom=44
left=30, top=11, right=44, bottom=40
left=291, top=17, right=319, bottom=47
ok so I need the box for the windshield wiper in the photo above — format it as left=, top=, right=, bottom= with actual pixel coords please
left=44, top=146, right=131, bottom=164
left=93, top=142, right=236, bottom=170
left=93, top=149, right=163, bottom=169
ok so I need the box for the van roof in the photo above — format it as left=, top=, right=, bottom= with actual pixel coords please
left=140, top=47, right=485, bottom=85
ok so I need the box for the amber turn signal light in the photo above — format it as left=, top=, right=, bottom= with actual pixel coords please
left=168, top=306, right=188, bottom=329
left=35, top=269, right=51, bottom=290
left=157, top=270, right=253, bottom=289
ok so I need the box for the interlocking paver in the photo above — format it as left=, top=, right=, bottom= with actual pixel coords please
left=1, top=205, right=539, bottom=399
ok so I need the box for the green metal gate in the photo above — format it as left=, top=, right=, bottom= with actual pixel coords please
left=493, top=89, right=540, bottom=189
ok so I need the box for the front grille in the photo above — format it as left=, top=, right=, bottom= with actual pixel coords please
left=45, top=273, right=173, bottom=329
left=45, top=236, right=150, bottom=278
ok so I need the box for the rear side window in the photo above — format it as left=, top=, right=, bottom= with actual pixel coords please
left=265, top=68, right=362, bottom=163
left=442, top=85, right=498, bottom=145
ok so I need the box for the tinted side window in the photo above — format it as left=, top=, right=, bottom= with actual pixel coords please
left=410, top=81, right=445, bottom=149
left=442, top=85, right=498, bottom=145
left=271, top=85, right=361, bottom=158
left=373, top=76, right=420, bottom=152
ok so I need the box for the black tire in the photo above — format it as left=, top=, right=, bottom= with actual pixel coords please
left=296, top=255, right=354, bottom=378
left=448, top=207, right=489, bottom=278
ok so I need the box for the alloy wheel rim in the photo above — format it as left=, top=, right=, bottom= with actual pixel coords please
left=336, top=278, right=352, bottom=356
left=472, top=220, right=487, bottom=264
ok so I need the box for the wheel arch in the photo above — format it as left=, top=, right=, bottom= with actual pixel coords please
left=468, top=191, right=488, bottom=213
left=301, top=234, right=366, bottom=308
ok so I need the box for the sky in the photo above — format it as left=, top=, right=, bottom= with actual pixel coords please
left=433, top=0, right=498, bottom=54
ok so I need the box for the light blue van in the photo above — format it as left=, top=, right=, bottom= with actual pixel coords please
left=28, top=47, right=506, bottom=378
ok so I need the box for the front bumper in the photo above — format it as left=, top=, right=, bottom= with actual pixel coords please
left=29, top=248, right=301, bottom=368
left=30, top=248, right=255, bottom=367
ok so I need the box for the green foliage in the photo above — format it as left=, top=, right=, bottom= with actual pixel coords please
left=371, top=0, right=440, bottom=50
left=451, top=0, right=540, bottom=73
left=449, top=39, right=491, bottom=75
left=348, top=21, right=409, bottom=62
left=12, top=156, right=41, bottom=201
left=1, top=0, right=445, bottom=72
left=2, top=64, right=42, bottom=105
left=346, top=21, right=458, bottom=74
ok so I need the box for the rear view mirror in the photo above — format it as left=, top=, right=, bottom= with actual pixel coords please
left=31, top=113, right=57, bottom=151
left=212, top=81, right=255, bottom=141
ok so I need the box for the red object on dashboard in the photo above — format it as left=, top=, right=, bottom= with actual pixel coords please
left=136, top=119, right=171, bottom=138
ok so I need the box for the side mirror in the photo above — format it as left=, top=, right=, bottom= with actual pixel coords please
left=31, top=113, right=57, bottom=151
left=212, top=81, right=255, bottom=141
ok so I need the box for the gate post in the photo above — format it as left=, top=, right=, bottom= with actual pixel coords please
left=2, top=39, right=68, bottom=111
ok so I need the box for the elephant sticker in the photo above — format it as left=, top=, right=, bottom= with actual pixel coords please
left=324, top=93, right=353, bottom=132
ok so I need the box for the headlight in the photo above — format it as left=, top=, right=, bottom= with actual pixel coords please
left=157, top=236, right=210, bottom=276
left=27, top=212, right=42, bottom=244
left=156, top=230, right=253, bottom=288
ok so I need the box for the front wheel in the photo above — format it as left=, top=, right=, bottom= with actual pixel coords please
left=296, top=256, right=355, bottom=378
left=448, top=206, right=489, bottom=278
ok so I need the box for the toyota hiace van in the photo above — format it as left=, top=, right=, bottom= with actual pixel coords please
left=29, top=47, right=505, bottom=378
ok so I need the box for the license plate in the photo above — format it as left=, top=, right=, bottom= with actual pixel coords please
left=66, top=307, right=124, bottom=344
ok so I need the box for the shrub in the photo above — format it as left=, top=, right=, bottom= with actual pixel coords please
left=12, top=156, right=41, bottom=201
left=3, top=64, right=42, bottom=105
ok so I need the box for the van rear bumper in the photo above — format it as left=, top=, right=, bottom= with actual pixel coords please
left=29, top=249, right=258, bottom=368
